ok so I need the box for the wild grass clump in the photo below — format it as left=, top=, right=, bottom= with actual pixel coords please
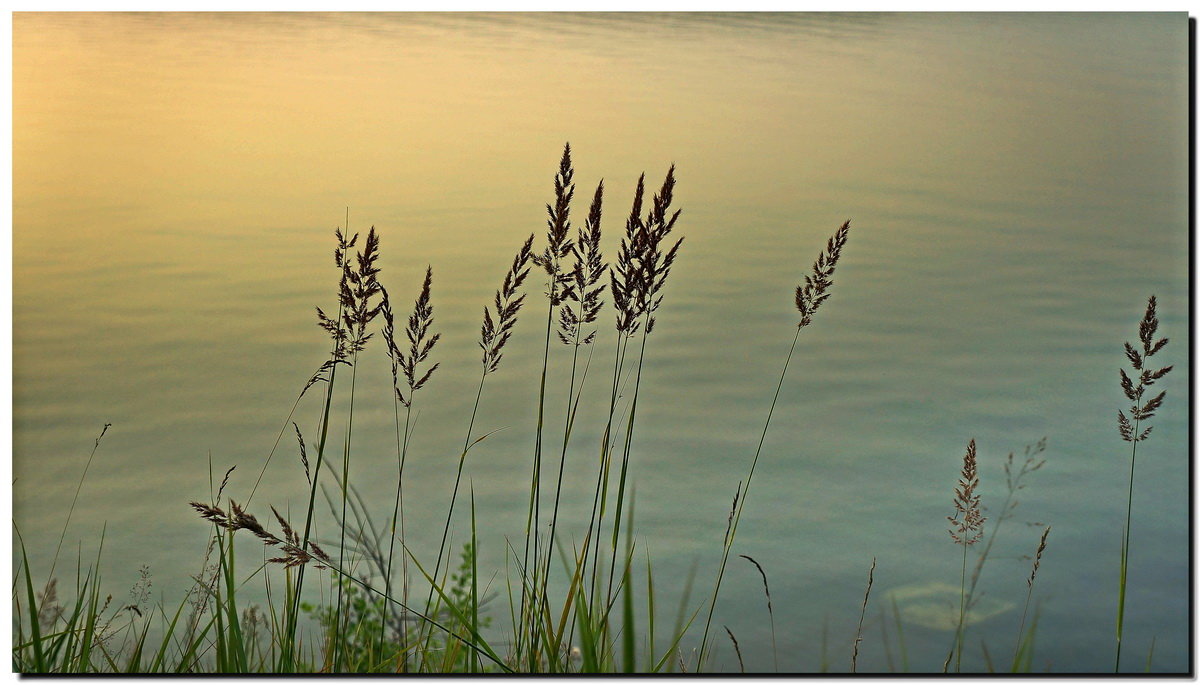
left=12, top=145, right=1180, bottom=674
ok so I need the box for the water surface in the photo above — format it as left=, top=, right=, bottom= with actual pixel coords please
left=13, top=12, right=1190, bottom=673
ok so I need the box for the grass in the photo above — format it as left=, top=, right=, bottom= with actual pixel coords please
left=11, top=145, right=1178, bottom=674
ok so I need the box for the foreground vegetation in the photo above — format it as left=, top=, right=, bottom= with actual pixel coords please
left=12, top=145, right=1175, bottom=674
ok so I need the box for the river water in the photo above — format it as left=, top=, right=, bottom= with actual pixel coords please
left=13, top=12, right=1190, bottom=673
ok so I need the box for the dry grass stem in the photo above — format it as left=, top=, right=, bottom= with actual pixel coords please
left=851, top=557, right=876, bottom=673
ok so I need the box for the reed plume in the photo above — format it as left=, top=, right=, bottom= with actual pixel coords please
left=1115, top=295, right=1172, bottom=672
left=293, top=423, right=309, bottom=485
left=1117, top=296, right=1172, bottom=444
left=795, top=220, right=851, bottom=330
left=532, top=143, right=576, bottom=303
left=481, top=235, right=535, bottom=373
left=189, top=501, right=332, bottom=569
left=383, top=267, right=441, bottom=408
left=558, top=181, right=606, bottom=346
left=958, top=438, right=1046, bottom=667
left=315, top=227, right=357, bottom=361
left=610, top=169, right=683, bottom=337
left=342, top=227, right=384, bottom=355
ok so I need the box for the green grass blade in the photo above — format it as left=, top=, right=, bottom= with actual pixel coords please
left=18, top=534, right=47, bottom=672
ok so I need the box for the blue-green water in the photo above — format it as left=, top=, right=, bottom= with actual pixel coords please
left=13, top=12, right=1190, bottom=672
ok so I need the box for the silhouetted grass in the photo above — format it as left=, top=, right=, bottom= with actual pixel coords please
left=14, top=146, right=1175, bottom=675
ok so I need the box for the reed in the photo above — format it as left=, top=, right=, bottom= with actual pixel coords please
left=1012, top=525, right=1050, bottom=670
left=518, top=143, right=576, bottom=667
left=379, top=266, right=441, bottom=667
left=420, top=235, right=533, bottom=668
left=948, top=438, right=984, bottom=672
left=543, top=179, right=605, bottom=613
left=331, top=226, right=382, bottom=671
left=698, top=219, right=850, bottom=666
left=601, top=166, right=682, bottom=619
left=955, top=438, right=1046, bottom=663
left=283, top=224, right=357, bottom=672
left=1115, top=295, right=1172, bottom=672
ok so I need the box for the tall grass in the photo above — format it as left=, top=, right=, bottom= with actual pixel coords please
left=1114, top=295, right=1172, bottom=672
left=698, top=219, right=850, bottom=665
left=13, top=147, right=1180, bottom=674
left=947, top=438, right=984, bottom=673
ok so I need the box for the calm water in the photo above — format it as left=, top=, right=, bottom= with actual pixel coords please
left=13, top=12, right=1190, bottom=673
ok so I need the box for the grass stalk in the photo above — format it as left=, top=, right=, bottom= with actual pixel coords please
left=699, top=221, right=849, bottom=665
left=1114, top=296, right=1172, bottom=672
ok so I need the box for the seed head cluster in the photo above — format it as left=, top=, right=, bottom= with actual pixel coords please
left=481, top=235, right=535, bottom=374
left=611, top=168, right=684, bottom=336
left=382, top=267, right=441, bottom=408
left=948, top=439, right=985, bottom=546
left=1118, top=295, right=1172, bottom=443
left=558, top=181, right=606, bottom=345
left=795, top=220, right=851, bottom=329
left=190, top=501, right=332, bottom=569
left=316, top=227, right=383, bottom=361
left=532, top=144, right=577, bottom=306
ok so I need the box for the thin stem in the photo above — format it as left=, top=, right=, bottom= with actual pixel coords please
left=423, top=372, right=487, bottom=622
left=519, top=284, right=556, bottom=669
left=584, top=331, right=629, bottom=607
left=956, top=543, right=967, bottom=672
left=1116, top=419, right=1139, bottom=673
left=245, top=395, right=304, bottom=508
left=47, top=423, right=110, bottom=589
left=605, top=321, right=650, bottom=611
left=284, top=357, right=340, bottom=672
left=699, top=325, right=802, bottom=663
left=380, top=388, right=415, bottom=668
left=332, top=351, right=362, bottom=671
left=538, top=319, right=591, bottom=665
